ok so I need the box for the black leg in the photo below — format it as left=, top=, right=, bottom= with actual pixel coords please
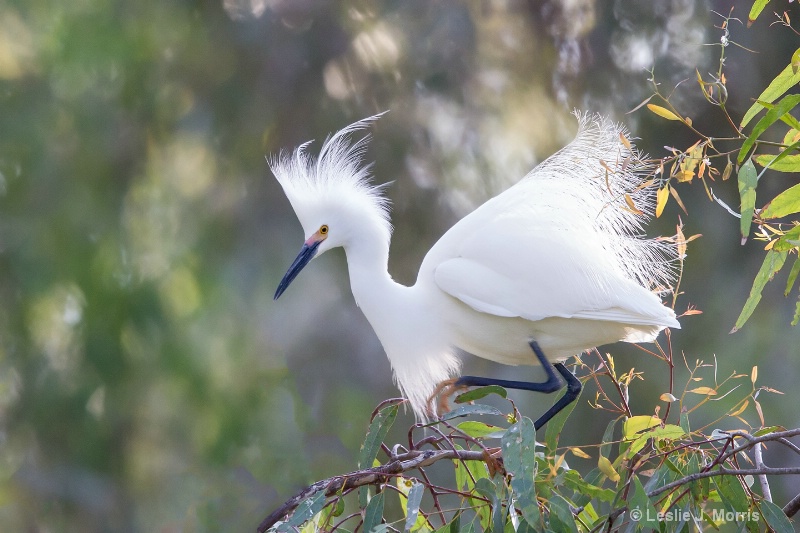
left=454, top=340, right=582, bottom=430
left=532, top=363, right=582, bottom=430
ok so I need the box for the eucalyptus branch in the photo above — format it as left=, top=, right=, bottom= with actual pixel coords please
left=257, top=448, right=489, bottom=533
left=646, top=466, right=800, bottom=499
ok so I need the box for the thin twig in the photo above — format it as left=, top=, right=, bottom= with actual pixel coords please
left=257, top=449, right=487, bottom=532
left=648, top=467, right=800, bottom=499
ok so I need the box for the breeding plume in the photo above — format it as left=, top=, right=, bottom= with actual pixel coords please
left=273, top=112, right=680, bottom=427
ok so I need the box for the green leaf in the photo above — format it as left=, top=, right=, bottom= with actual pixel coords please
left=738, top=94, right=800, bottom=164
left=599, top=418, right=619, bottom=459
left=773, top=225, right=800, bottom=252
left=359, top=403, right=398, bottom=509
left=455, top=385, right=507, bottom=403
left=363, top=492, right=385, bottom=533
left=786, top=256, right=800, bottom=296
left=544, top=376, right=583, bottom=453
left=548, top=494, right=579, bottom=533
left=571, top=468, right=605, bottom=508
left=741, top=54, right=800, bottom=128
left=440, top=403, right=503, bottom=421
left=732, top=250, right=789, bottom=332
left=738, top=159, right=759, bottom=243
left=473, top=477, right=498, bottom=531
left=754, top=153, right=800, bottom=172
left=754, top=139, right=800, bottom=175
left=793, top=48, right=800, bottom=75
left=501, top=417, right=541, bottom=529
left=626, top=424, right=686, bottom=458
left=753, top=425, right=784, bottom=437
left=680, top=410, right=691, bottom=434
left=456, top=421, right=505, bottom=439
left=793, top=297, right=800, bottom=326
left=759, top=499, right=795, bottom=533
left=358, top=403, right=398, bottom=469
left=629, top=475, right=659, bottom=529
left=748, top=0, right=770, bottom=26
left=277, top=491, right=327, bottom=533
left=623, top=415, right=661, bottom=439
left=715, top=475, right=750, bottom=516
left=403, top=482, right=424, bottom=532
left=643, top=463, right=678, bottom=493
left=761, top=182, right=800, bottom=219
left=562, top=470, right=616, bottom=503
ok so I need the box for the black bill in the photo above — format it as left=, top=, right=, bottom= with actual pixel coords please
left=274, top=240, right=322, bottom=300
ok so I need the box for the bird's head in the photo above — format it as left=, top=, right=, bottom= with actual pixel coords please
left=272, top=114, right=392, bottom=299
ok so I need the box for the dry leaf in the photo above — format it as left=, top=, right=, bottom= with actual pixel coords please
left=688, top=386, right=718, bottom=395
left=624, top=193, right=644, bottom=215
left=730, top=400, right=749, bottom=417
left=569, top=447, right=592, bottom=459
left=656, top=185, right=670, bottom=218
left=647, top=104, right=682, bottom=121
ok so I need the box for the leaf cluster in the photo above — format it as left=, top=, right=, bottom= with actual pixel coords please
left=260, top=343, right=798, bottom=533
left=638, top=8, right=800, bottom=330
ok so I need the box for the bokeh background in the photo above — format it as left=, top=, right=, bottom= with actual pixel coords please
left=1, top=0, right=799, bottom=530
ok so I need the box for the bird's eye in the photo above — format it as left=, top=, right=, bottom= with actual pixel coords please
left=319, top=225, right=329, bottom=235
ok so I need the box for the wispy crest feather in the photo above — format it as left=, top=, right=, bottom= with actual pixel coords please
left=529, top=111, right=678, bottom=292
left=270, top=114, right=392, bottom=239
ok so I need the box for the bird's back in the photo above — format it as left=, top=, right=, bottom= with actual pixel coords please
left=416, top=112, right=679, bottom=361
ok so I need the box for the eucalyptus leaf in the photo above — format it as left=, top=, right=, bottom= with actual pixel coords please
left=737, top=159, right=758, bottom=243
left=732, top=250, right=788, bottom=332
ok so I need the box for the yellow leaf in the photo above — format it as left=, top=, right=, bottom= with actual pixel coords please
left=730, top=400, right=749, bottom=417
left=721, top=158, right=732, bottom=181
left=623, top=415, right=661, bottom=438
left=647, top=104, right=683, bottom=121
left=660, top=392, right=678, bottom=402
left=619, top=132, right=632, bottom=149
left=751, top=366, right=758, bottom=384
left=597, top=455, right=620, bottom=482
left=656, top=185, right=669, bottom=218
left=624, top=193, right=643, bottom=215
left=569, top=447, right=592, bottom=459
left=688, top=386, right=717, bottom=395
left=676, top=170, right=694, bottom=183
left=783, top=129, right=800, bottom=146
left=754, top=399, right=765, bottom=426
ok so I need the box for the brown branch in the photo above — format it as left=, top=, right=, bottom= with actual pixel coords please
left=783, top=491, right=800, bottom=518
left=257, top=448, right=487, bottom=533
left=647, top=467, right=800, bottom=499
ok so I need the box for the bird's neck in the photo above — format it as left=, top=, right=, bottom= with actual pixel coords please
left=345, top=235, right=401, bottom=304
left=344, top=235, right=417, bottom=345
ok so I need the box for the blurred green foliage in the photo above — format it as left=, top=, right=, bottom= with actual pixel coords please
left=0, top=0, right=798, bottom=531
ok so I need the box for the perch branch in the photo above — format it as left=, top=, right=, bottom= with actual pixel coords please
left=257, top=448, right=487, bottom=533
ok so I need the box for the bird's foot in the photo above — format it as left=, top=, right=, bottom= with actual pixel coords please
left=427, top=378, right=470, bottom=419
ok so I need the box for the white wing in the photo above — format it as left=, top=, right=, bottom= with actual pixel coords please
left=421, top=112, right=679, bottom=329
left=431, top=211, right=678, bottom=328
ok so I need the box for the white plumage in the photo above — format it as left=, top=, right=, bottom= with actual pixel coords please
left=273, top=112, right=680, bottom=421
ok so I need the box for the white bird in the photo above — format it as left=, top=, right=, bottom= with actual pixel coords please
left=273, top=112, right=680, bottom=427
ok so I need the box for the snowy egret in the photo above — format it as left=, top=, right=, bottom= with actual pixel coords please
left=273, top=112, right=680, bottom=427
